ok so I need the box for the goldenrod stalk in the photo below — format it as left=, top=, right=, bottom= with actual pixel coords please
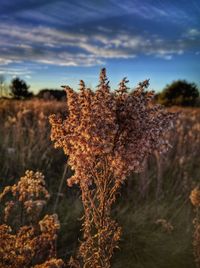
left=49, top=69, right=174, bottom=267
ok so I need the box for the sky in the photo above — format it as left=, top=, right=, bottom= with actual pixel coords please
left=0, top=0, right=200, bottom=93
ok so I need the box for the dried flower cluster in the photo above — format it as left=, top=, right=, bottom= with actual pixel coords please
left=0, top=170, right=50, bottom=222
left=0, top=171, right=65, bottom=268
left=49, top=69, right=174, bottom=267
left=190, top=187, right=200, bottom=208
left=34, top=258, right=66, bottom=268
left=190, top=187, right=200, bottom=267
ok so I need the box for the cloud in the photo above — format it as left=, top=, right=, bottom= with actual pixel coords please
left=25, top=75, right=31, bottom=79
left=187, top=28, right=200, bottom=38
left=156, top=54, right=173, bottom=60
left=0, top=66, right=32, bottom=76
left=110, top=0, right=191, bottom=23
left=0, top=23, right=137, bottom=66
left=0, top=0, right=122, bottom=29
left=0, top=59, right=13, bottom=65
left=0, top=21, right=198, bottom=69
left=0, top=0, right=199, bottom=70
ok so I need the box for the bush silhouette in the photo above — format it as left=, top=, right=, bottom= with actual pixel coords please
left=157, top=80, right=199, bottom=106
left=10, top=77, right=33, bottom=99
left=37, top=89, right=66, bottom=101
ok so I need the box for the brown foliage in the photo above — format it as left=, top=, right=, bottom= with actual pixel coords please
left=34, top=258, right=66, bottom=268
left=190, top=187, right=200, bottom=267
left=190, top=187, right=200, bottom=208
left=0, top=170, right=50, bottom=223
left=0, top=171, right=65, bottom=268
left=49, top=69, right=175, bottom=267
left=0, top=99, right=66, bottom=182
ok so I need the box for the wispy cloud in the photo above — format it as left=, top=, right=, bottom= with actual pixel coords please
left=110, top=0, right=191, bottom=23
left=0, top=0, right=199, bottom=71
left=0, top=22, right=194, bottom=68
left=0, top=0, right=199, bottom=91
left=186, top=28, right=200, bottom=39
left=0, top=66, right=32, bottom=76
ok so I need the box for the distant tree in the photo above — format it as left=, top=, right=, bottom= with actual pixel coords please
left=37, top=89, right=66, bottom=101
left=157, top=80, right=199, bottom=106
left=9, top=77, right=33, bottom=99
left=0, top=74, right=5, bottom=98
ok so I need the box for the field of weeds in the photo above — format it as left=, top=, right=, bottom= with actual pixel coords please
left=0, top=99, right=200, bottom=267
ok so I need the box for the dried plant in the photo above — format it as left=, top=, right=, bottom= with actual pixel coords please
left=34, top=258, right=66, bottom=268
left=0, top=99, right=66, bottom=183
left=49, top=68, right=174, bottom=267
left=0, top=170, right=50, bottom=223
left=190, top=187, right=200, bottom=208
left=1, top=98, right=199, bottom=200
left=0, top=170, right=65, bottom=268
left=190, top=187, right=200, bottom=267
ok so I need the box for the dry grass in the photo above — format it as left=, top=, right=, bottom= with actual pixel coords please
left=0, top=99, right=66, bottom=187
left=0, top=98, right=200, bottom=267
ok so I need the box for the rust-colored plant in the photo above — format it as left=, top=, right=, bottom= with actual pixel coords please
left=49, top=69, right=174, bottom=267
left=0, top=170, right=50, bottom=223
left=190, top=187, right=200, bottom=267
left=0, top=170, right=65, bottom=268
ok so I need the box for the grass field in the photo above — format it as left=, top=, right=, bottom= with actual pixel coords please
left=0, top=99, right=200, bottom=267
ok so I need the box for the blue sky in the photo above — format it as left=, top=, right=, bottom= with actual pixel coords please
left=0, top=0, right=200, bottom=93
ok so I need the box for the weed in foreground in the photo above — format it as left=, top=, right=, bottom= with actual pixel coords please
left=49, top=69, right=175, bottom=267
left=0, top=170, right=65, bottom=268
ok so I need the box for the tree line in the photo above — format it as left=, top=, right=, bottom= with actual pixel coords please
left=0, top=76, right=66, bottom=101
left=0, top=75, right=199, bottom=106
